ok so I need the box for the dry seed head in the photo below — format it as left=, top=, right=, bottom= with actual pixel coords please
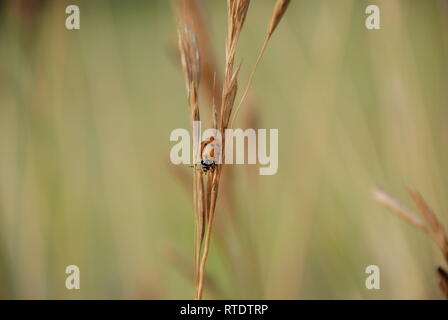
left=221, top=65, right=241, bottom=128
left=177, top=24, right=201, bottom=120
left=221, top=0, right=249, bottom=130
left=175, top=0, right=223, bottom=109
left=178, top=24, right=200, bottom=91
left=229, top=0, right=289, bottom=128
left=268, top=0, right=290, bottom=38
left=226, top=0, right=250, bottom=65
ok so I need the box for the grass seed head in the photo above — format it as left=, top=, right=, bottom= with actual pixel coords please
left=268, top=0, right=290, bottom=38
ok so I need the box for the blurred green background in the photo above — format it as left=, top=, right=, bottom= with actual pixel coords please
left=1, top=0, right=448, bottom=299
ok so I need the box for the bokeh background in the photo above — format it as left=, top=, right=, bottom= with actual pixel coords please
left=1, top=0, right=448, bottom=299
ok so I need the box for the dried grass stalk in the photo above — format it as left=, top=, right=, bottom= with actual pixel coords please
left=372, top=186, right=448, bottom=299
left=176, top=0, right=223, bottom=108
left=371, top=187, right=428, bottom=233
left=177, top=22, right=205, bottom=294
left=406, top=188, right=448, bottom=258
left=231, top=0, right=290, bottom=127
left=267, top=0, right=291, bottom=38
left=197, top=0, right=251, bottom=300
left=176, top=0, right=287, bottom=300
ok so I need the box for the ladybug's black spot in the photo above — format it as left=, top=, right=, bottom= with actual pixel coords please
left=201, top=159, right=215, bottom=173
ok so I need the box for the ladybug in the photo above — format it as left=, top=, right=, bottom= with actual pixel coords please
left=200, top=136, right=220, bottom=173
left=200, top=158, right=215, bottom=173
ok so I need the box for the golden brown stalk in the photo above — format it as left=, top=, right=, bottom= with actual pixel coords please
left=177, top=22, right=205, bottom=296
left=197, top=168, right=221, bottom=299
left=197, top=0, right=250, bottom=300
left=220, top=65, right=241, bottom=129
left=372, top=186, right=448, bottom=298
left=175, top=0, right=223, bottom=108
left=267, top=0, right=291, bottom=38
left=221, top=0, right=250, bottom=129
left=225, top=0, right=251, bottom=69
left=176, top=0, right=287, bottom=300
left=371, top=187, right=428, bottom=233
left=177, top=24, right=200, bottom=119
left=406, top=188, right=448, bottom=259
left=165, top=246, right=225, bottom=298
left=174, top=0, right=243, bottom=222
left=230, top=0, right=290, bottom=127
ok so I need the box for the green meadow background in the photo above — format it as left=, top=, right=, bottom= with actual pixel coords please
left=1, top=0, right=448, bottom=299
